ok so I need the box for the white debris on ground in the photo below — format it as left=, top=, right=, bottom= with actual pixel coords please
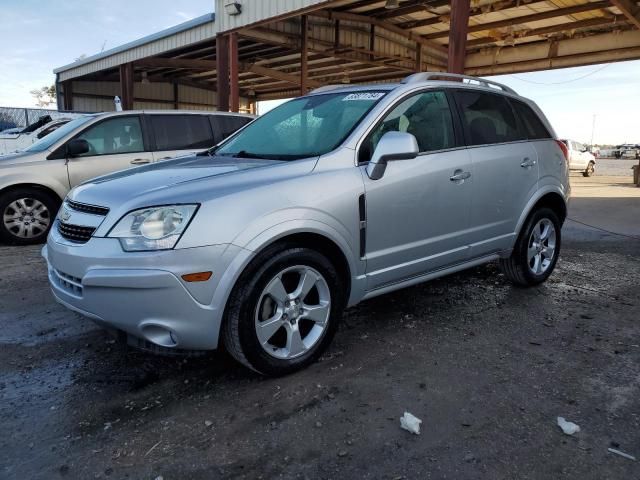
left=607, top=448, right=637, bottom=461
left=400, top=412, right=422, bottom=435
left=557, top=417, right=581, bottom=435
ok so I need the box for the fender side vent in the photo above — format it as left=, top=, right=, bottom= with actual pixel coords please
left=358, top=194, right=366, bottom=258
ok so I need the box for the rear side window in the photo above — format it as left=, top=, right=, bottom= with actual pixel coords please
left=150, top=115, right=214, bottom=151
left=455, top=91, right=520, bottom=145
left=511, top=100, right=552, bottom=140
left=213, top=115, right=252, bottom=143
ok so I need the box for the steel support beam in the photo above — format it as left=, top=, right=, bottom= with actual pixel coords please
left=301, top=15, right=309, bottom=95
left=448, top=0, right=470, bottom=73
left=229, top=32, right=240, bottom=112
left=216, top=35, right=230, bottom=112
left=62, top=80, right=73, bottom=111
left=610, top=0, right=640, bottom=29
left=118, top=62, right=134, bottom=110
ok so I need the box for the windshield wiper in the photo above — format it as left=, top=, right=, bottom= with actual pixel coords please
left=232, top=150, right=266, bottom=159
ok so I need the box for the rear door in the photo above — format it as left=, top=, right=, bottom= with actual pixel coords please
left=362, top=90, right=473, bottom=290
left=149, top=114, right=216, bottom=161
left=452, top=90, right=539, bottom=258
left=66, top=115, right=152, bottom=186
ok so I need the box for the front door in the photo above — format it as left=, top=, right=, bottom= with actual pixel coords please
left=66, top=115, right=152, bottom=187
left=361, top=90, right=473, bottom=291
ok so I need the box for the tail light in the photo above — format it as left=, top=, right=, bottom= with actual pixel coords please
left=555, top=140, right=569, bottom=162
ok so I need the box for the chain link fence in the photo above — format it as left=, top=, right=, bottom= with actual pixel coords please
left=0, top=106, right=71, bottom=132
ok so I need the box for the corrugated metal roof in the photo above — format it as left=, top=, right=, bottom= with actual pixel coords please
left=54, top=13, right=215, bottom=75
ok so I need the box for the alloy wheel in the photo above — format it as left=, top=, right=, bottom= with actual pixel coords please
left=254, top=265, right=331, bottom=360
left=527, top=218, right=557, bottom=275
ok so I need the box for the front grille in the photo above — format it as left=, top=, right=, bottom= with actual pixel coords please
left=66, top=200, right=110, bottom=216
left=58, top=222, right=96, bottom=243
left=50, top=268, right=83, bottom=297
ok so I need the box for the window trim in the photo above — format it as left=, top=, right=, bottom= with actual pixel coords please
left=148, top=113, right=214, bottom=152
left=356, top=88, right=464, bottom=165
left=450, top=89, right=529, bottom=149
left=47, top=114, right=146, bottom=160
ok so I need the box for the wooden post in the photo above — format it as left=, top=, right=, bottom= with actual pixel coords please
left=415, top=43, right=422, bottom=72
left=369, top=25, right=375, bottom=61
left=62, top=80, right=73, bottom=111
left=300, top=15, right=308, bottom=95
left=119, top=63, right=134, bottom=110
left=229, top=32, right=239, bottom=112
left=447, top=0, right=470, bottom=74
left=216, top=35, right=230, bottom=112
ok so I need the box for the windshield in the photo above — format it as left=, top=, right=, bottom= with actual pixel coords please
left=216, top=91, right=387, bottom=160
left=24, top=116, right=94, bottom=152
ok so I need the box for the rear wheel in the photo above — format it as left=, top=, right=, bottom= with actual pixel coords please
left=582, top=161, right=595, bottom=177
left=0, top=188, right=59, bottom=245
left=500, top=207, right=561, bottom=286
left=222, top=244, right=345, bottom=376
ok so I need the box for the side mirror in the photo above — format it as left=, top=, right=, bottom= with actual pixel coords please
left=366, top=131, right=419, bottom=180
left=66, top=139, right=90, bottom=157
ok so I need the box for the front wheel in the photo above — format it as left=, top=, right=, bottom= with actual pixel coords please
left=500, top=207, right=561, bottom=286
left=222, top=244, right=345, bottom=376
left=0, top=188, right=59, bottom=245
left=582, top=161, right=595, bottom=177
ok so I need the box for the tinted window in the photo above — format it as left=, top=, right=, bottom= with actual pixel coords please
left=214, top=115, right=252, bottom=142
left=456, top=91, right=520, bottom=145
left=511, top=100, right=551, bottom=140
left=75, top=116, right=144, bottom=156
left=150, top=115, right=214, bottom=151
left=362, top=91, right=455, bottom=161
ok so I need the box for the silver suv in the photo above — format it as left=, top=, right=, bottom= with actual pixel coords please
left=44, top=73, right=570, bottom=376
left=0, top=110, right=253, bottom=244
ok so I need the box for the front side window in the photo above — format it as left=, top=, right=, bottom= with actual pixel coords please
left=151, top=115, right=213, bottom=151
left=75, top=116, right=144, bottom=156
left=361, top=90, right=455, bottom=162
left=456, top=91, right=521, bottom=146
left=216, top=91, right=387, bottom=160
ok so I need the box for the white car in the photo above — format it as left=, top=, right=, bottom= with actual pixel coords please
left=0, top=117, right=74, bottom=155
left=559, top=139, right=595, bottom=177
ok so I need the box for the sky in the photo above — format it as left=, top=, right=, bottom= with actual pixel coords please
left=1, top=0, right=639, bottom=145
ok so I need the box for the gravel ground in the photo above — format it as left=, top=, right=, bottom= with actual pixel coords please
left=1, top=174, right=639, bottom=480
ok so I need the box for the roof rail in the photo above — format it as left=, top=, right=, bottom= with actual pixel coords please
left=401, top=72, right=517, bottom=95
left=309, top=84, right=351, bottom=94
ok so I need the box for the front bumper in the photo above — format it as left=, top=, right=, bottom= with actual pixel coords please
left=43, top=228, right=244, bottom=350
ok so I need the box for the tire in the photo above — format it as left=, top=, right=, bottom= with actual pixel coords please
left=500, top=207, right=561, bottom=287
left=582, top=161, right=595, bottom=177
left=0, top=188, right=60, bottom=245
left=222, top=243, right=346, bottom=376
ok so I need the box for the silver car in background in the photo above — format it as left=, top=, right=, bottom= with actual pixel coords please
left=0, top=110, right=254, bottom=244
left=44, top=73, right=570, bottom=376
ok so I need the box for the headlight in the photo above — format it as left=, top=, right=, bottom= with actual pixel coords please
left=108, top=205, right=198, bottom=251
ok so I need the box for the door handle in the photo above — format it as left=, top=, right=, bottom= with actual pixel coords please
left=450, top=170, right=471, bottom=183
left=520, top=157, right=537, bottom=168
left=130, top=158, right=151, bottom=165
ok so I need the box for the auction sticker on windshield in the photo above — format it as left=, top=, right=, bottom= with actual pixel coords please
left=342, top=92, right=385, bottom=101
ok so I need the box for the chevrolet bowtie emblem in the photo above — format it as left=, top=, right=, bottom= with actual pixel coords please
left=60, top=209, right=71, bottom=222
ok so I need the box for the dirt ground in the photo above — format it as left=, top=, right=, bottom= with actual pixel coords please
left=1, top=160, right=639, bottom=479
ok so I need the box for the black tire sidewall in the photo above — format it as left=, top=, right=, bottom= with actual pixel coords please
left=231, top=247, right=345, bottom=376
left=0, top=189, right=59, bottom=245
left=516, top=207, right=561, bottom=285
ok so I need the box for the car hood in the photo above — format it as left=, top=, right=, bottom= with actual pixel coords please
left=69, top=154, right=316, bottom=210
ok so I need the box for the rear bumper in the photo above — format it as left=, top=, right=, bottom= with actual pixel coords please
left=43, top=230, right=244, bottom=350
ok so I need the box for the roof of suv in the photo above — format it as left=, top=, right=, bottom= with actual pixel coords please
left=309, top=73, right=519, bottom=98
